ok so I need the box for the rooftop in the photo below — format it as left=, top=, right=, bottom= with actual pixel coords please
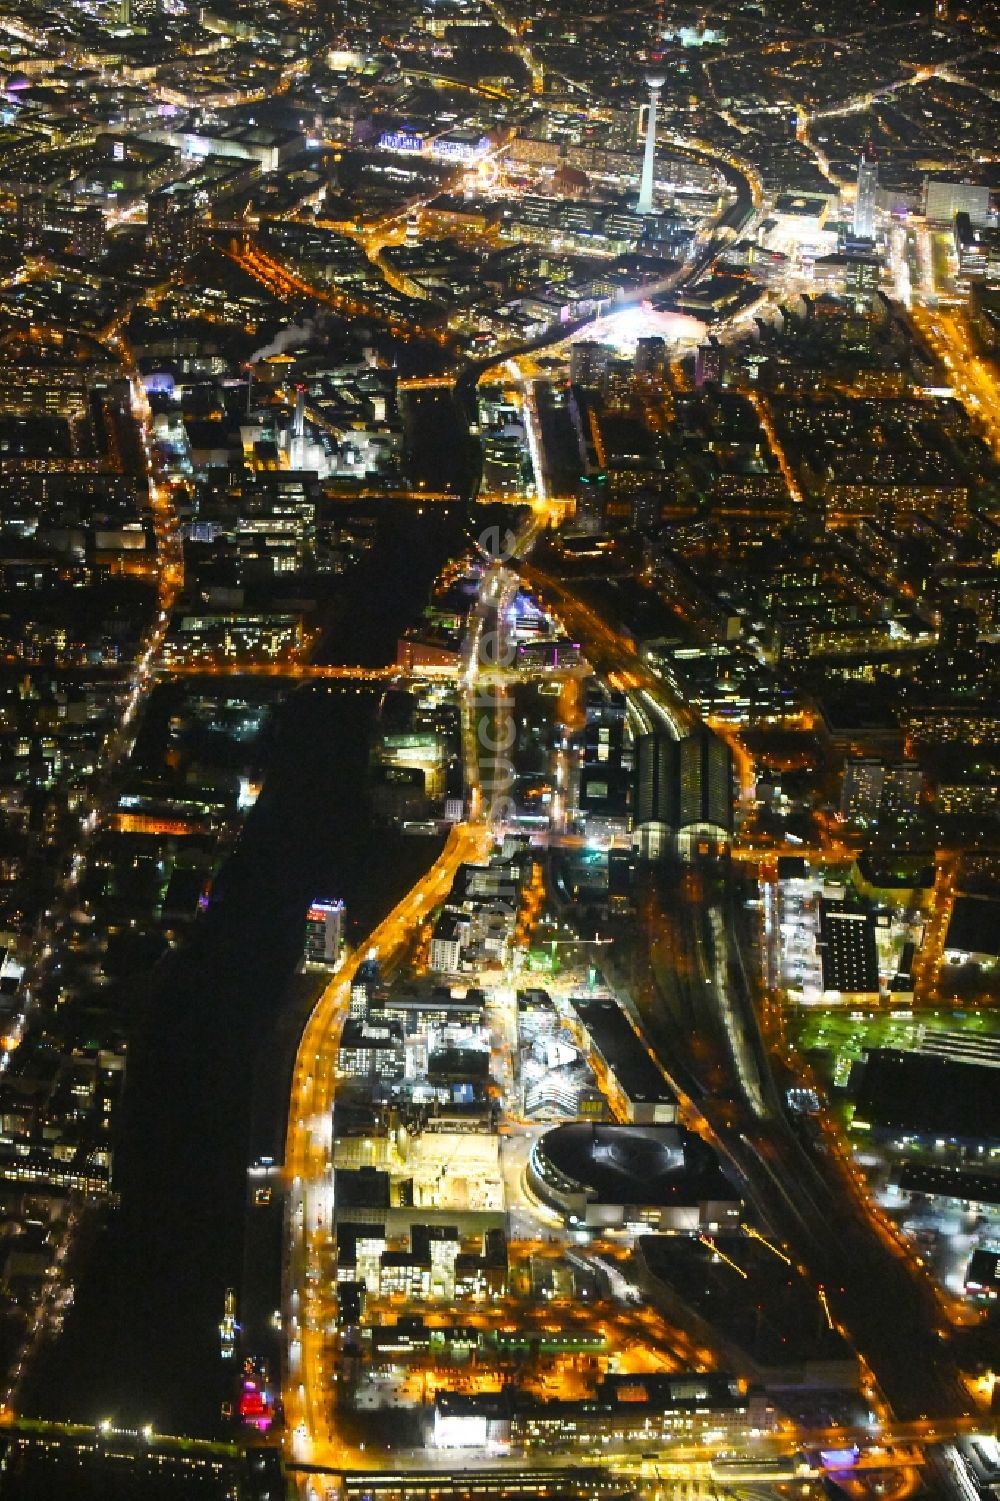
left=853, top=1049, right=1000, bottom=1143
left=571, top=996, right=676, bottom=1105
left=536, top=1122, right=735, bottom=1207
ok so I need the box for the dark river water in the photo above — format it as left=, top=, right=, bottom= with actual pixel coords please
left=23, top=479, right=485, bottom=1437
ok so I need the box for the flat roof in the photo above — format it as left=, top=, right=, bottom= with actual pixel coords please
left=818, top=902, right=879, bottom=994
left=571, top=997, right=675, bottom=1104
left=436, top=1372, right=746, bottom=1419
left=894, top=1163, right=1000, bottom=1206
left=854, top=1049, right=1000, bottom=1143
left=945, top=894, right=1000, bottom=959
left=965, top=1248, right=1000, bottom=1291
left=855, top=853, right=934, bottom=889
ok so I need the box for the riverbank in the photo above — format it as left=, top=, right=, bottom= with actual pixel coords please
left=20, top=498, right=476, bottom=1435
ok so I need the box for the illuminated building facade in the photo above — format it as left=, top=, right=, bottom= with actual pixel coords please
left=304, top=899, right=345, bottom=965
left=637, top=72, right=665, bottom=216
left=852, top=147, right=877, bottom=242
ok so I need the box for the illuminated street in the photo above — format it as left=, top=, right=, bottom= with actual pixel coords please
left=0, top=0, right=998, bottom=1497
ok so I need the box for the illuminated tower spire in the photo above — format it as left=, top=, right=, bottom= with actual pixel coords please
left=853, top=141, right=878, bottom=241
left=637, top=1, right=667, bottom=216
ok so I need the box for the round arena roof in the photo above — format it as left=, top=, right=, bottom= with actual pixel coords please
left=536, top=1123, right=709, bottom=1205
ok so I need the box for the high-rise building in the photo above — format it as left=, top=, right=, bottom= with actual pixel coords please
left=304, top=899, right=344, bottom=964
left=637, top=71, right=665, bottom=216
left=939, top=605, right=979, bottom=659
left=840, top=759, right=922, bottom=825
left=695, top=338, right=725, bottom=388
left=570, top=341, right=612, bottom=391
left=482, top=430, right=525, bottom=497
left=934, top=0, right=948, bottom=19
left=934, top=604, right=980, bottom=693
left=71, top=206, right=105, bottom=262
left=844, top=253, right=880, bottom=308
left=881, top=763, right=923, bottom=822
left=840, top=758, right=886, bottom=824
left=147, top=183, right=200, bottom=268
left=602, top=359, right=635, bottom=413
left=608, top=847, right=637, bottom=911
left=853, top=146, right=878, bottom=242
left=580, top=687, right=629, bottom=820
left=634, top=336, right=666, bottom=386
left=924, top=180, right=991, bottom=227
left=15, top=191, right=45, bottom=248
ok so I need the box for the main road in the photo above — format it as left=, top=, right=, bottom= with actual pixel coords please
left=281, top=820, right=491, bottom=1472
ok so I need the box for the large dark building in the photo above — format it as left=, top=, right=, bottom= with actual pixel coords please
left=851, top=1049, right=1000, bottom=1146
left=817, top=900, right=880, bottom=999
left=579, top=686, right=629, bottom=821
left=147, top=183, right=201, bottom=268
left=570, top=996, right=677, bottom=1123
left=527, top=1122, right=741, bottom=1231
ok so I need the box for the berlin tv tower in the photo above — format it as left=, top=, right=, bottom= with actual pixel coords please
left=637, top=0, right=667, bottom=216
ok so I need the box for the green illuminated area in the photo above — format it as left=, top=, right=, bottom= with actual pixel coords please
left=790, top=1008, right=1000, bottom=1091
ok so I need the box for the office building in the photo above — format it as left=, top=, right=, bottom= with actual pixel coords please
left=304, top=899, right=344, bottom=965
left=817, top=902, right=880, bottom=1002
left=924, top=179, right=992, bottom=227
left=579, top=686, right=629, bottom=821
left=570, top=996, right=677, bottom=1125
left=570, top=341, right=612, bottom=392
left=337, top=1019, right=405, bottom=1081
left=147, top=183, right=201, bottom=268
left=373, top=731, right=448, bottom=801
left=845, top=253, right=880, bottom=307
left=637, top=71, right=666, bottom=216
left=952, top=213, right=1000, bottom=278
left=482, top=430, right=525, bottom=497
